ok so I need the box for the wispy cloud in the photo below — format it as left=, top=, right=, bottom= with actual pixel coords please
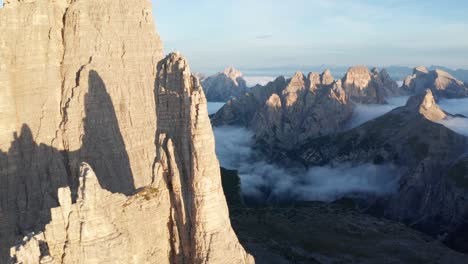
left=256, top=34, right=273, bottom=40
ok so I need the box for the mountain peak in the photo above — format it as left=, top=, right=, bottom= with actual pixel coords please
left=406, top=89, right=447, bottom=121
left=223, top=66, right=243, bottom=79
left=321, top=69, right=334, bottom=85
left=414, top=66, right=429, bottom=75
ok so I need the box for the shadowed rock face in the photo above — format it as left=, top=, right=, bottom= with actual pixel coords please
left=287, top=90, right=468, bottom=253
left=1, top=1, right=252, bottom=263
left=0, top=71, right=136, bottom=262
left=0, top=0, right=161, bottom=260
left=403, top=66, right=468, bottom=99
left=202, top=67, right=248, bottom=102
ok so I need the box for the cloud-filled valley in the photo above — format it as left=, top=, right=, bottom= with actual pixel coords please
left=210, top=96, right=468, bottom=203
left=243, top=75, right=277, bottom=87
left=213, top=126, right=400, bottom=203
left=349, top=96, right=409, bottom=128
left=438, top=98, right=468, bottom=136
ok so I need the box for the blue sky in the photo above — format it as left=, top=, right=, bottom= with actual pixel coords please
left=2, top=0, right=467, bottom=73
left=152, top=0, right=468, bottom=73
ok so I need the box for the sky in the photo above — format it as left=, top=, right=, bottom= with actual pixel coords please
left=152, top=0, right=468, bottom=73
left=2, top=0, right=467, bottom=73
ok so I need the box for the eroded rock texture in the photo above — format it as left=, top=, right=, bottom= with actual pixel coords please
left=402, top=66, right=468, bottom=98
left=342, top=66, right=404, bottom=104
left=252, top=72, right=353, bottom=150
left=155, top=53, right=254, bottom=264
left=202, top=67, right=248, bottom=102
left=1, top=1, right=251, bottom=263
left=212, top=67, right=405, bottom=150
left=0, top=0, right=162, bottom=260
left=10, top=163, right=172, bottom=263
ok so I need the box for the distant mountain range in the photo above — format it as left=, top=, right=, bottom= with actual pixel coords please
left=240, top=65, right=468, bottom=82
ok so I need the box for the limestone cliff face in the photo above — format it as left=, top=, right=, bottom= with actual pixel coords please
left=212, top=67, right=405, bottom=150
left=252, top=71, right=353, bottom=149
left=1, top=1, right=251, bottom=263
left=155, top=53, right=253, bottom=264
left=11, top=163, right=172, bottom=263
left=212, top=70, right=354, bottom=150
left=0, top=0, right=162, bottom=260
left=342, top=66, right=404, bottom=104
left=202, top=67, right=248, bottom=102
left=403, top=66, right=468, bottom=98
left=405, top=89, right=448, bottom=121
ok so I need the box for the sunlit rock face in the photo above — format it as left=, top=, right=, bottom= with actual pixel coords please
left=202, top=66, right=248, bottom=102
left=212, top=70, right=354, bottom=149
left=252, top=71, right=353, bottom=150
left=155, top=53, right=254, bottom=264
left=403, top=66, right=468, bottom=99
left=1, top=1, right=252, bottom=263
left=212, top=67, right=406, bottom=150
left=10, top=163, right=172, bottom=263
left=0, top=0, right=162, bottom=260
left=342, top=66, right=405, bottom=104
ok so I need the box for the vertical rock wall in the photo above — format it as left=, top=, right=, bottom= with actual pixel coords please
left=1, top=1, right=252, bottom=263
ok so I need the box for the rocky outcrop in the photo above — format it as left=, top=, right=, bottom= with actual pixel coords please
left=212, top=67, right=406, bottom=150
left=288, top=90, right=468, bottom=253
left=1, top=0, right=162, bottom=260
left=402, top=66, right=468, bottom=98
left=10, top=163, right=172, bottom=263
left=405, top=89, right=448, bottom=121
left=212, top=71, right=354, bottom=149
left=252, top=72, right=353, bottom=149
left=342, top=66, right=405, bottom=104
left=154, top=53, right=253, bottom=264
left=1, top=1, right=251, bottom=263
left=202, top=67, right=248, bottom=102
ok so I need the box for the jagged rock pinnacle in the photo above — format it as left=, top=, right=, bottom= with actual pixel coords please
left=406, top=89, right=447, bottom=121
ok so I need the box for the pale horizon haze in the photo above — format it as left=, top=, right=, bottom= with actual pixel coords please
left=2, top=0, right=467, bottom=73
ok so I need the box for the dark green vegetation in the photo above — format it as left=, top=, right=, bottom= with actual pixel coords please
left=220, top=169, right=468, bottom=264
left=220, top=167, right=244, bottom=206
left=448, top=159, right=468, bottom=189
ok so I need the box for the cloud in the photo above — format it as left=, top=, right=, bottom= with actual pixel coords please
left=438, top=117, right=468, bottom=136
left=349, top=96, right=409, bottom=128
left=439, top=98, right=468, bottom=116
left=207, top=102, right=226, bottom=115
left=256, top=34, right=273, bottom=40
left=437, top=98, right=468, bottom=136
left=214, top=126, right=400, bottom=203
left=243, top=76, right=277, bottom=87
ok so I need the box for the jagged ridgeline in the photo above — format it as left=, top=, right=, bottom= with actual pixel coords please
left=0, top=1, right=253, bottom=263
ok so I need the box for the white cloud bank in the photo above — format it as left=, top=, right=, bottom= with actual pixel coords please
left=349, top=96, right=409, bottom=128
left=207, top=102, right=226, bottom=115
left=438, top=98, right=468, bottom=136
left=214, top=126, right=400, bottom=202
left=243, top=76, right=277, bottom=87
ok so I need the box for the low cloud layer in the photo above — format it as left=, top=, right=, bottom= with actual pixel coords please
left=243, top=76, right=277, bottom=87
left=349, top=96, right=409, bottom=128
left=214, top=126, right=400, bottom=203
left=439, top=98, right=468, bottom=116
left=438, top=98, right=468, bottom=136
left=207, top=102, right=226, bottom=115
